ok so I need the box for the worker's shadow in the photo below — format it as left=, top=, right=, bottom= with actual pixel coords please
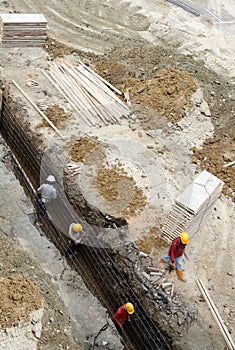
left=64, top=240, right=82, bottom=259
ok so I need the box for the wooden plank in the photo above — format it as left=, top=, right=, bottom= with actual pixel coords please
left=12, top=80, right=64, bottom=140
left=0, top=14, right=47, bottom=24
left=49, top=66, right=98, bottom=126
left=76, top=64, right=129, bottom=110
left=197, top=279, right=235, bottom=350
left=2, top=35, right=47, bottom=40
left=41, top=69, right=94, bottom=127
left=222, top=160, right=235, bottom=168
left=79, top=60, right=123, bottom=96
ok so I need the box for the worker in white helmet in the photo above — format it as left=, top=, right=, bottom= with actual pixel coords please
left=36, top=175, right=57, bottom=214
left=37, top=175, right=57, bottom=204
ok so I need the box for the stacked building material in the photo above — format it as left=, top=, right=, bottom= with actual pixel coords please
left=42, top=60, right=132, bottom=127
left=162, top=170, right=224, bottom=243
left=0, top=14, right=47, bottom=47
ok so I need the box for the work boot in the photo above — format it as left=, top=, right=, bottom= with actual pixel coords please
left=177, top=270, right=187, bottom=282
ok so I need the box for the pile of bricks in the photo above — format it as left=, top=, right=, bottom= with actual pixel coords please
left=162, top=170, right=224, bottom=242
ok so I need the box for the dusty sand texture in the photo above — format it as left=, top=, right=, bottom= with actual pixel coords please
left=69, top=137, right=101, bottom=163
left=0, top=275, right=43, bottom=329
left=192, top=135, right=235, bottom=201
left=0, top=0, right=234, bottom=349
left=96, top=164, right=147, bottom=218
left=37, top=104, right=72, bottom=128
left=94, top=67, right=199, bottom=124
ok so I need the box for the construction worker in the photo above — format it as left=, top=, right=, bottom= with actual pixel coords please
left=112, top=302, right=135, bottom=330
left=66, top=223, right=86, bottom=258
left=37, top=175, right=57, bottom=205
left=68, top=223, right=86, bottom=244
left=160, top=231, right=189, bottom=282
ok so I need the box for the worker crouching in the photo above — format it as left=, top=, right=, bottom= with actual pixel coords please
left=65, top=223, right=86, bottom=258
left=160, top=232, right=189, bottom=282
left=112, top=302, right=135, bottom=330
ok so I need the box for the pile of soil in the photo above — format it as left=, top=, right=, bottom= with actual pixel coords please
left=192, top=135, right=235, bottom=201
left=94, top=61, right=135, bottom=89
left=69, top=136, right=101, bottom=163
left=94, top=62, right=198, bottom=124
left=97, top=164, right=147, bottom=218
left=126, top=69, right=198, bottom=124
left=135, top=227, right=168, bottom=254
left=37, top=104, right=72, bottom=128
left=69, top=136, right=104, bottom=163
left=0, top=275, right=43, bottom=329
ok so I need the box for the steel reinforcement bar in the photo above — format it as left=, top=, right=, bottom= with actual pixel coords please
left=1, top=98, right=172, bottom=350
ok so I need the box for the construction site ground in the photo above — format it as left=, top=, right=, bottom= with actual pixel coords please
left=0, top=0, right=235, bottom=349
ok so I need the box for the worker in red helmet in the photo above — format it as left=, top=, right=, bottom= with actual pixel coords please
left=113, top=302, right=135, bottom=330
left=160, top=232, right=189, bottom=282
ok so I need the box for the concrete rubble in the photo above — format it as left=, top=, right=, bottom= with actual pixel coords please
left=0, top=0, right=234, bottom=349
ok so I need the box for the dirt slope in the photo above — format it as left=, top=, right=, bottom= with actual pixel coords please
left=0, top=0, right=234, bottom=349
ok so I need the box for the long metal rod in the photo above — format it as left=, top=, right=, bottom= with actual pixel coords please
left=166, top=0, right=200, bottom=17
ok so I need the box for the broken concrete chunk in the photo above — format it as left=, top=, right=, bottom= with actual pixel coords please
left=199, top=100, right=211, bottom=117
left=142, top=271, right=151, bottom=281
left=147, top=266, right=160, bottom=272
left=161, top=282, right=172, bottom=289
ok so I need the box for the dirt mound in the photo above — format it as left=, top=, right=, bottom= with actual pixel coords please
left=97, top=164, right=147, bottom=218
left=192, top=135, right=235, bottom=201
left=94, top=63, right=198, bottom=125
left=126, top=69, right=197, bottom=124
left=135, top=227, right=168, bottom=254
left=68, top=137, right=147, bottom=218
left=69, top=136, right=101, bottom=163
left=0, top=275, right=43, bottom=329
left=36, top=104, right=72, bottom=128
left=94, top=61, right=135, bottom=89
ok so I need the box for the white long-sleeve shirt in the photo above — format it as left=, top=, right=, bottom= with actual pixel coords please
left=37, top=183, right=57, bottom=203
left=69, top=223, right=85, bottom=243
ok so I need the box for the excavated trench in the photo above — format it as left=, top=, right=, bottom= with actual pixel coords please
left=0, top=95, right=174, bottom=350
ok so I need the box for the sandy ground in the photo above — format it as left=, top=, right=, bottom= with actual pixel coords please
left=0, top=0, right=234, bottom=349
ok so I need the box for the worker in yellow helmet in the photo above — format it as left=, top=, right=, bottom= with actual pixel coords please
left=112, top=302, right=135, bottom=330
left=66, top=223, right=86, bottom=258
left=160, top=232, right=189, bottom=282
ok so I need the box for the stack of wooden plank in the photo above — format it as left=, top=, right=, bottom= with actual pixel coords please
left=162, top=170, right=224, bottom=243
left=0, top=14, right=47, bottom=47
left=42, top=60, right=132, bottom=127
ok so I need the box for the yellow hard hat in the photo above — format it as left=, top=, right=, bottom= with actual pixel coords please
left=180, top=232, right=189, bottom=245
left=125, top=302, right=135, bottom=314
left=73, top=223, right=82, bottom=232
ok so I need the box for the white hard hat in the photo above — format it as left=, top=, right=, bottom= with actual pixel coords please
left=46, top=175, right=55, bottom=183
